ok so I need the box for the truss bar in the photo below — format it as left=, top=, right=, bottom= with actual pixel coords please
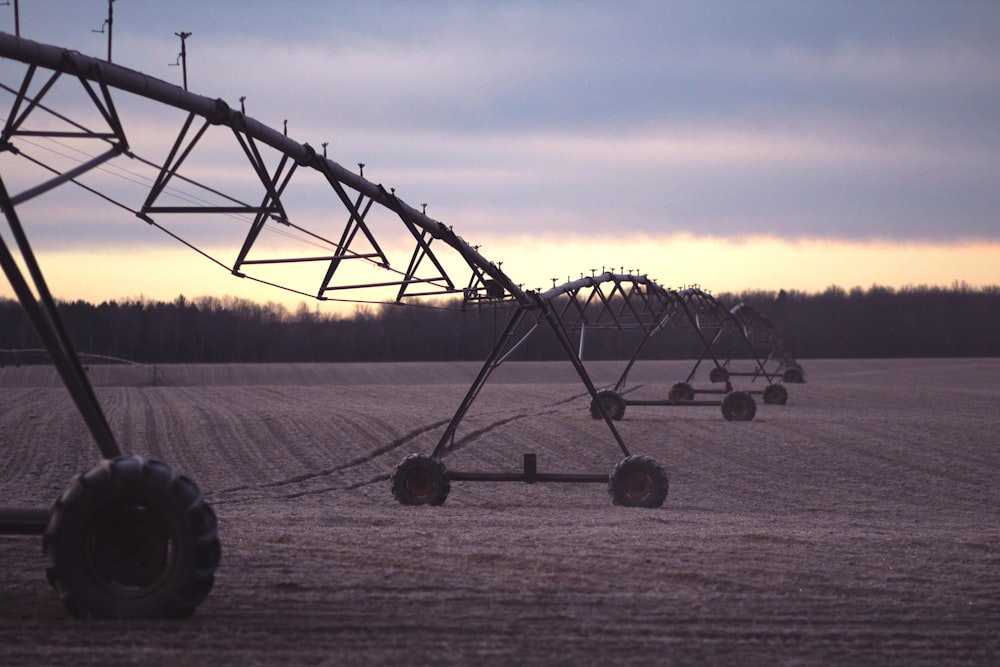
left=143, top=206, right=271, bottom=214
left=396, top=230, right=439, bottom=302
left=589, top=282, right=621, bottom=328
left=139, top=113, right=214, bottom=211
left=616, top=282, right=650, bottom=327
left=14, top=147, right=139, bottom=216
left=4, top=130, right=118, bottom=138
left=0, top=77, right=120, bottom=149
left=0, top=176, right=120, bottom=459
left=322, top=276, right=451, bottom=292
left=1, top=61, right=128, bottom=154
left=555, top=285, right=592, bottom=327
left=673, top=294, right=729, bottom=384
left=679, top=288, right=777, bottom=386
left=2, top=64, right=61, bottom=138
left=574, top=280, right=620, bottom=328
left=0, top=63, right=36, bottom=139
left=496, top=320, right=541, bottom=366
left=389, top=288, right=464, bottom=299
left=316, top=169, right=388, bottom=265
left=626, top=398, right=721, bottom=407
left=316, top=194, right=382, bottom=295
left=432, top=307, right=530, bottom=458
left=230, top=126, right=291, bottom=223
left=536, top=295, right=631, bottom=457
left=613, top=326, right=659, bottom=392
left=544, top=272, right=617, bottom=323
left=448, top=471, right=607, bottom=483
left=232, top=153, right=297, bottom=271
left=0, top=32, right=529, bottom=305
left=382, top=187, right=456, bottom=300
left=9, top=146, right=122, bottom=205
left=240, top=254, right=380, bottom=265
left=0, top=507, right=49, bottom=535
left=72, top=69, right=129, bottom=149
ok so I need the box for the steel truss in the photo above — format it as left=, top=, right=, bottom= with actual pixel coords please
left=0, top=32, right=673, bottom=616
left=666, top=287, right=790, bottom=406
left=730, top=302, right=805, bottom=383
left=548, top=279, right=767, bottom=422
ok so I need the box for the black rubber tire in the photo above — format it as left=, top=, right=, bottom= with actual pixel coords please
left=709, top=367, right=730, bottom=383
left=668, top=382, right=695, bottom=402
left=589, top=389, right=626, bottom=421
left=391, top=453, right=450, bottom=506
left=721, top=390, right=756, bottom=421
left=763, top=383, right=789, bottom=405
left=783, top=367, right=805, bottom=383
left=43, top=456, right=220, bottom=619
left=608, top=455, right=668, bottom=508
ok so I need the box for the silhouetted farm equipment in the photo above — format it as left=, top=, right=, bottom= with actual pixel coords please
left=0, top=31, right=800, bottom=618
left=730, top=302, right=806, bottom=383
left=554, top=280, right=761, bottom=422
left=668, top=288, right=790, bottom=405
left=0, top=31, right=675, bottom=617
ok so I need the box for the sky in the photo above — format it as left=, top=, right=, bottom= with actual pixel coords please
left=1, top=0, right=998, bottom=315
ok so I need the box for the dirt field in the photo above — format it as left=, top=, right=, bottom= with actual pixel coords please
left=1, top=358, right=997, bottom=665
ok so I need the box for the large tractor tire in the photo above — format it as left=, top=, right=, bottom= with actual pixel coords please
left=783, top=367, right=805, bottom=383
left=44, top=456, right=220, bottom=619
left=709, top=367, right=730, bottom=383
left=668, top=382, right=695, bottom=402
left=721, top=390, right=756, bottom=422
left=589, top=389, right=626, bottom=421
left=608, top=455, right=669, bottom=508
left=763, top=383, right=789, bottom=405
left=391, top=453, right=450, bottom=506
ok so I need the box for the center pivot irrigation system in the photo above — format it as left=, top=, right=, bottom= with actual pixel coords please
left=0, top=32, right=799, bottom=619
left=583, top=285, right=792, bottom=426
left=730, top=302, right=805, bottom=384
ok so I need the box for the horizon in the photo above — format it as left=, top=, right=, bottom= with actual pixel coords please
left=6, top=271, right=997, bottom=322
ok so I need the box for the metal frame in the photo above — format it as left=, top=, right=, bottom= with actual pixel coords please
left=435, top=272, right=675, bottom=484
left=671, top=287, right=783, bottom=394
left=730, top=302, right=805, bottom=383
left=566, top=282, right=774, bottom=418
left=0, top=32, right=676, bottom=526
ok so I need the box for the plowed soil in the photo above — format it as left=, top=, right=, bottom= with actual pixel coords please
left=1, top=359, right=998, bottom=665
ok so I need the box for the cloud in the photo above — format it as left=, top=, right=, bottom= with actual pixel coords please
left=2, top=0, right=999, bottom=305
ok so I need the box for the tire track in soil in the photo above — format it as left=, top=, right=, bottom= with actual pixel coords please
left=250, top=417, right=452, bottom=494
left=181, top=386, right=337, bottom=496
left=5, top=360, right=1000, bottom=665
left=108, top=386, right=283, bottom=496
left=276, top=388, right=597, bottom=497
left=336, top=385, right=657, bottom=496
left=211, top=411, right=456, bottom=503
left=333, top=384, right=688, bottom=497
left=116, top=387, right=227, bottom=487
left=167, top=383, right=442, bottom=503
left=0, top=388, right=51, bottom=488
left=1, top=388, right=103, bottom=505
left=653, top=378, right=1000, bottom=516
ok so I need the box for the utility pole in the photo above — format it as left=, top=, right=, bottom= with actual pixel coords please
left=172, top=31, right=192, bottom=90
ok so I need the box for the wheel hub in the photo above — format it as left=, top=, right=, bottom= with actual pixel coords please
left=623, top=472, right=653, bottom=501
left=86, top=502, right=171, bottom=588
left=404, top=468, right=435, bottom=498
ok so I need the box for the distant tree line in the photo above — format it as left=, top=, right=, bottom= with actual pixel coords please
left=1, top=284, right=998, bottom=364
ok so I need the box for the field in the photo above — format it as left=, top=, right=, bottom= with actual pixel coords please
left=1, top=358, right=998, bottom=665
